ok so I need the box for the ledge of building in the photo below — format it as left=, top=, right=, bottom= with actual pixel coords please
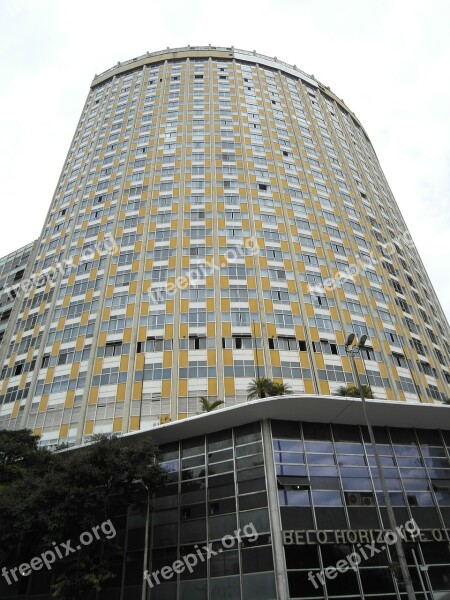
left=120, top=395, right=450, bottom=447
left=90, top=46, right=316, bottom=89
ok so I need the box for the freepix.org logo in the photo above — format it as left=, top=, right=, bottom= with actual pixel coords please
left=144, top=523, right=258, bottom=589
left=1, top=520, right=116, bottom=585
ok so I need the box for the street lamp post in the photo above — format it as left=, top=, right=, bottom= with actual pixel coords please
left=133, top=479, right=150, bottom=600
left=345, top=333, right=416, bottom=600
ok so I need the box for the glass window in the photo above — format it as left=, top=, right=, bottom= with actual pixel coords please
left=278, top=490, right=310, bottom=506
left=209, top=575, right=241, bottom=600
left=179, top=580, right=207, bottom=600
left=240, top=508, right=270, bottom=533
left=209, top=550, right=239, bottom=577
left=242, top=572, right=276, bottom=599
left=209, top=513, right=237, bottom=539
left=312, top=491, right=343, bottom=506
left=359, top=568, right=396, bottom=594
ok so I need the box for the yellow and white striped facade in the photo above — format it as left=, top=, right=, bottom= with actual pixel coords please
left=0, top=46, right=449, bottom=446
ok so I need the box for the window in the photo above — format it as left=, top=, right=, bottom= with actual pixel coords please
left=105, top=341, right=122, bottom=357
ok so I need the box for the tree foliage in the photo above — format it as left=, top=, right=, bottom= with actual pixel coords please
left=199, top=396, right=224, bottom=412
left=335, top=384, right=374, bottom=399
left=247, top=378, right=293, bottom=400
left=0, top=430, right=166, bottom=599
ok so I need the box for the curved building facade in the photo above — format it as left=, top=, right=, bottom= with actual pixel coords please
left=0, top=46, right=449, bottom=446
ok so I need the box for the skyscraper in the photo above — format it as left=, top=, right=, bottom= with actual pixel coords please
left=0, top=46, right=449, bottom=447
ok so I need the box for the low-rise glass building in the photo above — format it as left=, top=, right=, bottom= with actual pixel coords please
left=4, top=396, right=448, bottom=600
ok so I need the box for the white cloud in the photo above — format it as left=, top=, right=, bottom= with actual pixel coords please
left=0, top=0, right=449, bottom=319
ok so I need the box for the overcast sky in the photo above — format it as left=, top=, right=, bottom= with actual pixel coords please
left=0, top=0, right=448, bottom=319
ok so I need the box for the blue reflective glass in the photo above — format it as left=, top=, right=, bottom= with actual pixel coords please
left=312, top=491, right=343, bottom=506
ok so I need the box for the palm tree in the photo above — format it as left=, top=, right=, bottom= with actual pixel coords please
left=247, top=377, right=275, bottom=400
left=270, top=381, right=293, bottom=396
left=199, top=396, right=224, bottom=412
left=335, top=384, right=373, bottom=399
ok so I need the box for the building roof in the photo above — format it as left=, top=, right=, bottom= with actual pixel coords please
left=118, top=395, right=450, bottom=446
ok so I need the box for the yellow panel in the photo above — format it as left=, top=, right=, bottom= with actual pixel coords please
left=123, top=328, right=132, bottom=343
left=65, top=390, right=74, bottom=408
left=341, top=356, right=351, bottom=371
left=222, top=322, right=231, bottom=337
left=179, top=351, right=188, bottom=367
left=178, top=380, right=187, bottom=395
left=93, top=358, right=102, bottom=376
left=50, top=341, right=60, bottom=356
left=267, top=324, right=277, bottom=338
left=70, top=363, right=79, bottom=379
left=207, top=323, right=215, bottom=337
left=319, top=380, right=330, bottom=395
left=264, top=299, right=273, bottom=313
left=378, top=362, right=388, bottom=377
left=208, top=379, right=218, bottom=395
left=76, top=310, right=88, bottom=327
left=59, top=423, right=69, bottom=438
left=206, top=298, right=215, bottom=311
left=267, top=349, right=278, bottom=366
left=224, top=378, right=235, bottom=394
left=222, top=349, right=232, bottom=366
left=120, top=355, right=129, bottom=372
left=84, top=421, right=94, bottom=435
left=354, top=357, right=365, bottom=373
left=39, top=396, right=48, bottom=413
left=130, top=416, right=140, bottom=431
left=116, top=383, right=126, bottom=401
left=330, top=307, right=339, bottom=321
left=45, top=367, right=55, bottom=384
left=126, top=304, right=135, bottom=318
left=163, top=351, right=173, bottom=368
left=207, top=349, right=216, bottom=363
left=162, top=379, right=171, bottom=397
left=113, top=418, right=123, bottom=432
left=34, top=427, right=42, bottom=437
left=310, top=327, right=319, bottom=342
left=178, top=413, right=188, bottom=420
left=335, top=331, right=345, bottom=345
left=341, top=309, right=351, bottom=322
left=315, top=354, right=325, bottom=369
left=11, top=401, right=20, bottom=418
left=132, top=382, right=142, bottom=401
left=88, top=387, right=99, bottom=404
left=299, top=353, right=310, bottom=368
left=160, top=415, right=171, bottom=424
left=249, top=299, right=259, bottom=312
